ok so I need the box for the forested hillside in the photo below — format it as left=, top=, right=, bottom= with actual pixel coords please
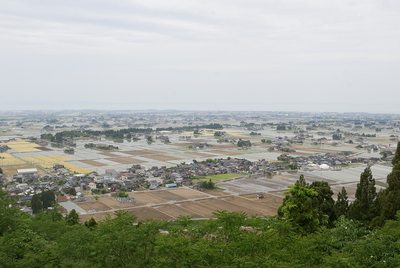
left=1, top=142, right=400, bottom=268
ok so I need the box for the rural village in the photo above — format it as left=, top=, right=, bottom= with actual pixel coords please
left=0, top=110, right=399, bottom=222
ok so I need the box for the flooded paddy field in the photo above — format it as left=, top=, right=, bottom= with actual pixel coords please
left=2, top=120, right=397, bottom=177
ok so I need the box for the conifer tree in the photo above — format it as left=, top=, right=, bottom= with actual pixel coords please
left=65, top=209, right=80, bottom=226
left=279, top=174, right=327, bottom=233
left=41, top=190, right=55, bottom=209
left=309, top=181, right=336, bottom=227
left=348, top=166, right=378, bottom=225
left=84, top=217, right=98, bottom=230
left=334, top=187, right=349, bottom=218
left=31, top=193, right=43, bottom=214
left=378, top=141, right=400, bottom=222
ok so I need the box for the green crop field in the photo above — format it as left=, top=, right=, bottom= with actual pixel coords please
left=194, top=172, right=241, bottom=182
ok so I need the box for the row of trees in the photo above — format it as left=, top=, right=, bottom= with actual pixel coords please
left=157, top=123, right=223, bottom=131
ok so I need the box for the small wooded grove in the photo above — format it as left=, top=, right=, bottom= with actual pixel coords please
left=0, top=142, right=400, bottom=268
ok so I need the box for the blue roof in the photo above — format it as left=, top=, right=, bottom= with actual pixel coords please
left=166, top=183, right=177, bottom=187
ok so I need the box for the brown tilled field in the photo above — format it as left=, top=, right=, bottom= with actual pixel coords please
left=79, top=212, right=114, bottom=222
left=77, top=196, right=140, bottom=212
left=78, top=188, right=283, bottom=223
left=149, top=190, right=189, bottom=201
left=186, top=152, right=215, bottom=157
left=79, top=160, right=107, bottom=166
left=142, top=155, right=182, bottom=161
left=207, top=150, right=242, bottom=155
left=129, top=192, right=168, bottom=204
left=203, top=189, right=231, bottom=196
left=35, top=146, right=53, bottom=151
left=153, top=204, right=203, bottom=218
left=99, top=152, right=120, bottom=157
left=222, top=196, right=280, bottom=216
left=197, top=198, right=263, bottom=216
left=128, top=207, right=172, bottom=222
left=178, top=201, right=217, bottom=218
left=123, top=150, right=160, bottom=156
left=166, top=188, right=209, bottom=199
left=107, top=157, right=146, bottom=164
left=129, top=189, right=209, bottom=203
left=100, top=196, right=139, bottom=209
left=77, top=200, right=113, bottom=212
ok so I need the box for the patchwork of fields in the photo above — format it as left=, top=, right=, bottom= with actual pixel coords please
left=79, top=188, right=283, bottom=222
left=1, top=136, right=394, bottom=223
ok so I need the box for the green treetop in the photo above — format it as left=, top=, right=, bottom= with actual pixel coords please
left=279, top=174, right=327, bottom=234
left=348, top=166, right=378, bottom=225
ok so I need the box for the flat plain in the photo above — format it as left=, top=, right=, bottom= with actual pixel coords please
left=78, top=188, right=283, bottom=222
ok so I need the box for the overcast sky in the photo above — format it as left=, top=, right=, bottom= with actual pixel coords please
left=1, top=0, right=400, bottom=113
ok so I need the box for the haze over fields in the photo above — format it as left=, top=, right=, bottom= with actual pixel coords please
left=1, top=1, right=400, bottom=112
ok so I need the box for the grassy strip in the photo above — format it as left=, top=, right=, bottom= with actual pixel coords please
left=193, top=173, right=241, bottom=182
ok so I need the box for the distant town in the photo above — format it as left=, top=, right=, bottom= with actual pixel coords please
left=0, top=110, right=398, bottom=221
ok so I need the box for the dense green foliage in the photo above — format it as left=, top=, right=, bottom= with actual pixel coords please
left=278, top=175, right=328, bottom=234
left=31, top=190, right=55, bottom=214
left=332, top=133, right=342, bottom=140
left=4, top=189, right=400, bottom=267
left=370, top=141, right=400, bottom=227
left=200, top=179, right=215, bottom=190
left=348, top=166, right=379, bottom=226
left=334, top=187, right=349, bottom=218
left=309, top=181, right=336, bottom=227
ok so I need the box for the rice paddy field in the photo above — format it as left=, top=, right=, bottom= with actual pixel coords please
left=6, top=140, right=43, bottom=152
left=0, top=153, right=26, bottom=165
left=21, top=155, right=72, bottom=163
left=41, top=162, right=93, bottom=174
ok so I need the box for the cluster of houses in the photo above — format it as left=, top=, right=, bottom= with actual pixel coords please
left=1, top=139, right=395, bottom=216
left=278, top=152, right=385, bottom=170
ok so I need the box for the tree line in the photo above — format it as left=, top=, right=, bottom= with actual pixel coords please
left=40, top=123, right=224, bottom=142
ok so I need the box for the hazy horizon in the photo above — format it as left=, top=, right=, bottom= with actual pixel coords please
left=2, top=1, right=400, bottom=114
